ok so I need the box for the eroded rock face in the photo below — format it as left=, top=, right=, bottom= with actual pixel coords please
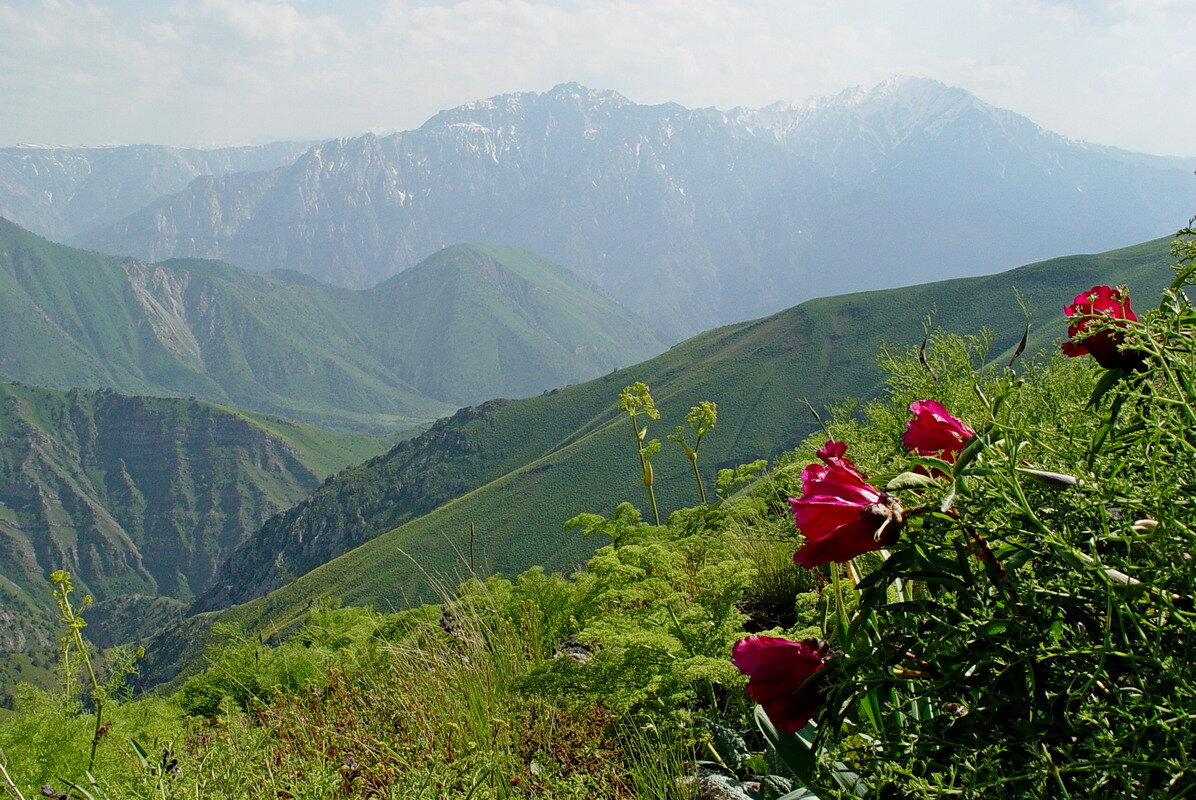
left=0, top=601, right=52, bottom=652
left=0, top=383, right=327, bottom=648
left=80, top=78, right=1195, bottom=337
left=122, top=259, right=206, bottom=372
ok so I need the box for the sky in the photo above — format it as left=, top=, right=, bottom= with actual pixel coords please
left=0, top=0, right=1192, bottom=156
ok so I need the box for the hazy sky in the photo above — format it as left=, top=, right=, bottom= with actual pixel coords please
left=1, top=0, right=1192, bottom=155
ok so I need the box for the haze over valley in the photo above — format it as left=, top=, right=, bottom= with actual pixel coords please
left=0, top=71, right=1191, bottom=682
left=5, top=78, right=1191, bottom=338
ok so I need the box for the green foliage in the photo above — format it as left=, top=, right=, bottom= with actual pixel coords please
left=176, top=608, right=390, bottom=719
left=565, top=501, right=657, bottom=546
left=2, top=395, right=814, bottom=797
left=0, top=572, right=181, bottom=797
left=619, top=381, right=664, bottom=524
left=669, top=401, right=718, bottom=505
left=5, top=232, right=1192, bottom=798
left=0, top=686, right=183, bottom=795
left=618, top=382, right=661, bottom=421
left=562, top=522, right=754, bottom=723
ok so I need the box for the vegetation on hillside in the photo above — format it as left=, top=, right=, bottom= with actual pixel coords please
left=0, top=223, right=1191, bottom=794
left=0, top=219, right=665, bottom=432
left=1, top=224, right=1193, bottom=798
left=0, top=381, right=387, bottom=702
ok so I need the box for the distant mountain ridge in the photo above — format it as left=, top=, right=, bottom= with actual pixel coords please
left=0, top=141, right=314, bottom=241
left=0, top=219, right=666, bottom=431
left=77, top=77, right=1194, bottom=337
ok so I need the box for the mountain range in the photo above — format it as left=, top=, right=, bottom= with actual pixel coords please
left=69, top=77, right=1194, bottom=337
left=0, top=219, right=665, bottom=431
left=0, top=141, right=313, bottom=242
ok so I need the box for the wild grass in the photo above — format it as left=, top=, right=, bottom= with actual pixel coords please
left=0, top=577, right=702, bottom=800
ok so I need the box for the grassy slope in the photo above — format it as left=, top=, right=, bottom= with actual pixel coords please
left=222, top=408, right=386, bottom=476
left=0, top=220, right=202, bottom=397
left=363, top=243, right=669, bottom=404
left=213, top=235, right=1176, bottom=634
left=0, top=220, right=665, bottom=432
left=0, top=219, right=449, bottom=430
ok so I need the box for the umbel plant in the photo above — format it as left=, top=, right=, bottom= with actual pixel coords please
left=738, top=225, right=1196, bottom=797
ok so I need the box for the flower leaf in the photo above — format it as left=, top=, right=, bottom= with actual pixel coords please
left=885, top=472, right=940, bottom=491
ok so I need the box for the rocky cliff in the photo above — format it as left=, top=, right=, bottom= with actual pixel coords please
left=0, top=382, right=380, bottom=649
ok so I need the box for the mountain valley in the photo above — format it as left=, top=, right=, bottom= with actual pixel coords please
left=0, top=381, right=386, bottom=659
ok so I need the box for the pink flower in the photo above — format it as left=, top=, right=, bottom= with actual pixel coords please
left=732, top=635, right=831, bottom=734
left=1061, top=285, right=1145, bottom=370
left=789, top=441, right=902, bottom=569
left=903, top=400, right=975, bottom=460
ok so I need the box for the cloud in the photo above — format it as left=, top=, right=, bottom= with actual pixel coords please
left=0, top=0, right=1190, bottom=155
left=172, top=0, right=348, bottom=62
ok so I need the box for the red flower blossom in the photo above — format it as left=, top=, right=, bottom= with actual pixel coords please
left=789, top=441, right=903, bottom=569
left=903, top=399, right=975, bottom=460
left=1061, top=285, right=1145, bottom=370
left=732, top=635, right=831, bottom=733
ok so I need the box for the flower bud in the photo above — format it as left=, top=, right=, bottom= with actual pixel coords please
left=1131, top=518, right=1159, bottom=533
left=1016, top=467, right=1078, bottom=489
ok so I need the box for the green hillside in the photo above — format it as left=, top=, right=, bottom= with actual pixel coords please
left=0, top=219, right=667, bottom=432
left=184, top=235, right=1176, bottom=654
left=364, top=243, right=671, bottom=404
left=0, top=382, right=385, bottom=657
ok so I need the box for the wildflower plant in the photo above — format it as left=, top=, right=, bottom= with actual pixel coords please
left=668, top=401, right=718, bottom=505
left=618, top=382, right=663, bottom=524
left=50, top=570, right=109, bottom=774
left=739, top=225, right=1196, bottom=798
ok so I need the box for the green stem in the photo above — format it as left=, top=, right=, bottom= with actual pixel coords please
left=646, top=482, right=660, bottom=527
left=688, top=455, right=707, bottom=506
left=0, top=762, right=27, bottom=800
left=73, top=636, right=104, bottom=773
left=629, top=414, right=661, bottom=525
left=1006, top=460, right=1053, bottom=539
left=878, top=548, right=907, bottom=602
left=829, top=563, right=851, bottom=645
left=58, top=585, right=104, bottom=774
left=1041, top=744, right=1072, bottom=799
